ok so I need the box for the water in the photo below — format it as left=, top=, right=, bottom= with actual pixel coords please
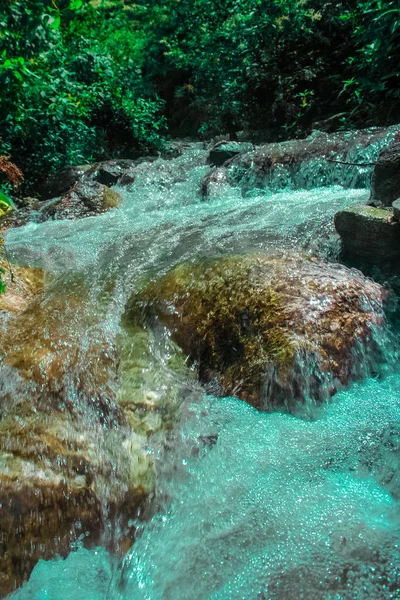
left=3, top=134, right=400, bottom=599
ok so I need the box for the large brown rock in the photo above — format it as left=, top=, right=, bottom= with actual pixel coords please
left=126, top=253, right=389, bottom=410
left=0, top=269, right=176, bottom=594
left=38, top=158, right=157, bottom=201
left=370, top=142, right=400, bottom=206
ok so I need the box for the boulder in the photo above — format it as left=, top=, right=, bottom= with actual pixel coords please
left=0, top=264, right=189, bottom=594
left=202, top=127, right=395, bottom=196
left=40, top=180, right=122, bottom=221
left=208, top=141, right=253, bottom=166
left=393, top=198, right=400, bottom=221
left=334, top=204, right=400, bottom=260
left=37, top=158, right=157, bottom=201
left=201, top=167, right=229, bottom=197
left=370, top=143, right=400, bottom=206
left=38, top=165, right=92, bottom=201
left=125, top=253, right=388, bottom=411
left=0, top=396, right=153, bottom=596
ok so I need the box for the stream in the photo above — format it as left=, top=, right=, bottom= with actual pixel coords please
left=3, top=134, right=400, bottom=599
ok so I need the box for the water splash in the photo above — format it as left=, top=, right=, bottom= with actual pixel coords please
left=10, top=373, right=400, bottom=599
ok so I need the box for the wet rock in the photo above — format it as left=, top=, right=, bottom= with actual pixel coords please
left=41, top=180, right=122, bottom=221
left=334, top=204, right=400, bottom=260
left=208, top=141, right=253, bottom=166
left=126, top=253, right=388, bottom=411
left=0, top=400, right=153, bottom=596
left=38, top=165, right=92, bottom=200
left=0, top=278, right=158, bottom=594
left=370, top=142, right=400, bottom=206
left=201, top=167, right=229, bottom=197
left=311, top=112, right=347, bottom=133
left=85, top=159, right=140, bottom=187
left=38, top=158, right=157, bottom=201
left=392, top=198, right=400, bottom=221
left=202, top=127, right=395, bottom=196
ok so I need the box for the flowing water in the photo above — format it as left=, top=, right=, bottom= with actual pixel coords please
left=3, top=131, right=400, bottom=599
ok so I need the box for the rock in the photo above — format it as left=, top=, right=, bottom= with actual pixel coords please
left=311, top=112, right=347, bottom=133
left=370, top=143, right=400, bottom=206
left=334, top=204, right=400, bottom=260
left=41, top=180, right=122, bottom=221
left=38, top=165, right=92, bottom=201
left=85, top=159, right=141, bottom=187
left=0, top=276, right=157, bottom=594
left=393, top=198, right=400, bottom=221
left=0, top=259, right=43, bottom=316
left=202, top=127, right=395, bottom=195
left=125, top=253, right=388, bottom=411
left=0, top=261, right=193, bottom=594
left=37, top=158, right=158, bottom=201
left=0, top=398, right=152, bottom=596
left=201, top=167, right=229, bottom=197
left=208, top=141, right=253, bottom=166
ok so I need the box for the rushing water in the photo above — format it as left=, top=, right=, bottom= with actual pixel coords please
left=4, top=134, right=400, bottom=599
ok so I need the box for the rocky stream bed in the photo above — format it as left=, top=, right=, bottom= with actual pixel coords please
left=0, top=128, right=400, bottom=599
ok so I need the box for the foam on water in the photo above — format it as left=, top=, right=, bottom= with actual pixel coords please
left=10, top=373, right=400, bottom=599
left=5, top=147, right=368, bottom=276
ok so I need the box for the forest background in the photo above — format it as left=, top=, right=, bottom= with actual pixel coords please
left=1, top=0, right=399, bottom=191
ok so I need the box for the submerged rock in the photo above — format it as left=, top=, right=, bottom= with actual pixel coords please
left=40, top=180, right=122, bottom=221
left=334, top=204, right=400, bottom=260
left=0, top=395, right=153, bottom=597
left=0, top=265, right=192, bottom=594
left=370, top=142, right=400, bottom=206
left=126, top=253, right=389, bottom=411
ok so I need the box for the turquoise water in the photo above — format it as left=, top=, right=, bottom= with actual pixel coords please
left=10, top=375, right=400, bottom=599
left=4, top=137, right=400, bottom=599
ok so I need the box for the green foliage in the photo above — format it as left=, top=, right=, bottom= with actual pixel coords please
left=0, top=268, right=5, bottom=295
left=0, top=0, right=166, bottom=188
left=1, top=0, right=400, bottom=188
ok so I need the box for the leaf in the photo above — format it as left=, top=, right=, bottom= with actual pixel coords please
left=0, top=192, right=15, bottom=209
left=70, top=0, right=83, bottom=9
left=49, top=15, right=61, bottom=30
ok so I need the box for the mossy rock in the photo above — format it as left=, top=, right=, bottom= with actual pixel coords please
left=126, top=253, right=389, bottom=410
left=334, top=204, right=400, bottom=260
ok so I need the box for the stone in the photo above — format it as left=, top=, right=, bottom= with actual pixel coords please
left=0, top=274, right=156, bottom=594
left=370, top=143, right=400, bottom=206
left=37, top=158, right=157, bottom=201
left=125, top=253, right=388, bottom=411
left=201, top=167, right=229, bottom=197
left=40, top=180, right=122, bottom=221
left=392, top=198, right=400, bottom=221
left=202, top=127, right=395, bottom=196
left=38, top=165, right=92, bottom=200
left=0, top=261, right=192, bottom=594
left=334, top=204, right=400, bottom=260
left=208, top=141, right=253, bottom=166
left=85, top=159, right=139, bottom=187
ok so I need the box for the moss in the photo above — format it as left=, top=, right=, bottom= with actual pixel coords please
left=134, top=256, right=294, bottom=399
left=102, top=186, right=122, bottom=210
left=347, top=204, right=392, bottom=221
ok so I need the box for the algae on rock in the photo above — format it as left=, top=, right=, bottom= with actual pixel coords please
left=126, top=253, right=390, bottom=410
